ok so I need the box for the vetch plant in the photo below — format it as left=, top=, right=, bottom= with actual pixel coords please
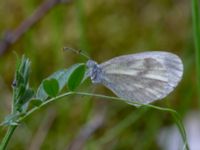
left=0, top=55, right=86, bottom=149
left=0, top=54, right=189, bottom=150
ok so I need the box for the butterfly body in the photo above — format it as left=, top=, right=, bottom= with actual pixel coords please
left=86, top=51, right=183, bottom=105
left=87, top=60, right=102, bottom=83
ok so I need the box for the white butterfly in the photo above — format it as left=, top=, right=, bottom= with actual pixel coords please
left=86, top=51, right=183, bottom=105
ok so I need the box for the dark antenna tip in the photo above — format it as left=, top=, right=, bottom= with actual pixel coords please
left=63, top=47, right=90, bottom=59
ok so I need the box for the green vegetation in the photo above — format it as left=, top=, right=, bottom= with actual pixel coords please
left=0, top=0, right=198, bottom=149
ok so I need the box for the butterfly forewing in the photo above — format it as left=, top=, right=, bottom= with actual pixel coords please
left=99, top=51, right=183, bottom=104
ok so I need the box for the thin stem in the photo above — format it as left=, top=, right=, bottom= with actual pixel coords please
left=192, top=0, right=200, bottom=106
left=0, top=125, right=17, bottom=150
left=11, top=87, right=17, bottom=114
left=17, top=92, right=74, bottom=122
left=0, top=89, right=17, bottom=150
left=18, top=91, right=176, bottom=122
left=0, top=93, right=73, bottom=149
left=15, top=91, right=189, bottom=150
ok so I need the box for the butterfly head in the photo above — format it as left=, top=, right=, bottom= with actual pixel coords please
left=86, top=60, right=97, bottom=68
left=86, top=60, right=102, bottom=83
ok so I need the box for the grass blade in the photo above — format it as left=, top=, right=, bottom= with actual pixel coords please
left=192, top=0, right=200, bottom=105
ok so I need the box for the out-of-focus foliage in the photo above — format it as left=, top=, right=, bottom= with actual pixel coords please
left=0, top=0, right=196, bottom=149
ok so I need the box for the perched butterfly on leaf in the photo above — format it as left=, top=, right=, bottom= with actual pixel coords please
left=86, top=51, right=183, bottom=105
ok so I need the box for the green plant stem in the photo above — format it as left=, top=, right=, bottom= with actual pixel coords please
left=192, top=0, right=200, bottom=105
left=14, top=91, right=189, bottom=150
left=18, top=91, right=175, bottom=122
left=17, top=92, right=73, bottom=122
left=0, top=125, right=17, bottom=150
left=0, top=90, right=17, bottom=150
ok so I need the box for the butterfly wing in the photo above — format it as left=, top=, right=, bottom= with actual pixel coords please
left=99, top=51, right=183, bottom=104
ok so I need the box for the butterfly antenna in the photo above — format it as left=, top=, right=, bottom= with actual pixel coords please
left=63, top=47, right=90, bottom=59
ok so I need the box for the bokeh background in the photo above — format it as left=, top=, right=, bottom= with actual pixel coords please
left=0, top=0, right=197, bottom=149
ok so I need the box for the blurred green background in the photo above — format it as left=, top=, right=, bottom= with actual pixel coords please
left=0, top=0, right=197, bottom=149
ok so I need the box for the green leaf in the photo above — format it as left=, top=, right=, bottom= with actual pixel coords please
left=36, top=63, right=86, bottom=101
left=43, top=79, right=59, bottom=97
left=16, top=71, right=24, bottom=86
left=17, top=55, right=30, bottom=85
left=36, top=69, right=68, bottom=101
left=50, top=70, right=70, bottom=91
left=67, top=63, right=86, bottom=91
left=16, top=84, right=26, bottom=99
left=16, top=88, right=34, bottom=112
left=13, top=55, right=32, bottom=112
left=30, top=99, right=43, bottom=107
left=19, top=88, right=34, bottom=104
left=36, top=83, right=48, bottom=101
